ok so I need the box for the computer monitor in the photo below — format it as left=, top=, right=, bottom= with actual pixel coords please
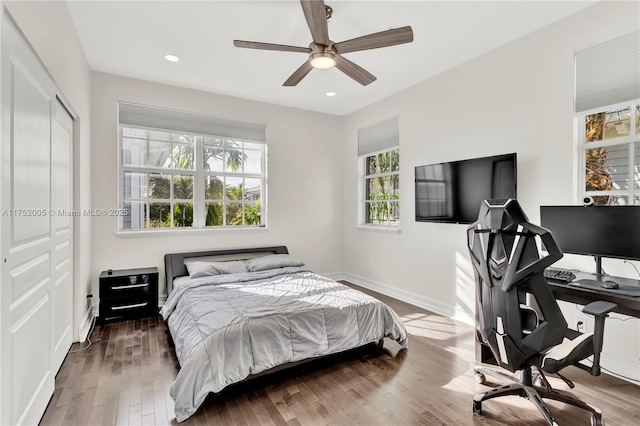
left=540, top=205, right=640, bottom=275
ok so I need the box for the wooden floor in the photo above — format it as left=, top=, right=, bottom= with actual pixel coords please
left=41, top=282, right=640, bottom=425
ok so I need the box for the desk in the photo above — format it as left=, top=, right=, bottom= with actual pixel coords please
left=476, top=271, right=640, bottom=363
left=547, top=271, right=640, bottom=318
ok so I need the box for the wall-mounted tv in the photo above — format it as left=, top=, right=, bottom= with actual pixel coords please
left=415, top=153, right=517, bottom=224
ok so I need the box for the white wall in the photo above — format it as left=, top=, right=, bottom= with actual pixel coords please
left=90, top=72, right=344, bottom=297
left=4, top=0, right=92, bottom=341
left=342, top=1, right=640, bottom=380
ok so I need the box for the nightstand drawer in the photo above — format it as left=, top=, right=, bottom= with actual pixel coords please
left=100, top=274, right=155, bottom=298
left=100, top=294, right=157, bottom=320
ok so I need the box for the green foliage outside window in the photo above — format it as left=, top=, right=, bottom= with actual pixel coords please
left=145, top=136, right=261, bottom=227
left=365, top=149, right=399, bottom=224
left=583, top=105, right=640, bottom=206
left=585, top=112, right=612, bottom=205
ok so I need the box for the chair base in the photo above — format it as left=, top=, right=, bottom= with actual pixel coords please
left=473, top=365, right=604, bottom=426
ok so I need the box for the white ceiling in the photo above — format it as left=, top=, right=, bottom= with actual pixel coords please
left=67, top=0, right=597, bottom=116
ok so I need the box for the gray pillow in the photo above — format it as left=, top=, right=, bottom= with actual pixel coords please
left=246, top=254, right=305, bottom=272
left=186, top=260, right=248, bottom=278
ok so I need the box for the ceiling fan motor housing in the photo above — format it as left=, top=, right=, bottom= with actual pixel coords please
left=309, top=42, right=336, bottom=69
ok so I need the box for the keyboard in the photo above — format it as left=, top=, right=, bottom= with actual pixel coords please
left=544, top=268, right=577, bottom=283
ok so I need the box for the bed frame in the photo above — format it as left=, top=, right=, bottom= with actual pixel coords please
left=162, top=244, right=386, bottom=410
left=164, top=245, right=289, bottom=295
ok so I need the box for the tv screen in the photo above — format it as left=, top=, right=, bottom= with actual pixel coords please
left=540, top=205, right=640, bottom=262
left=415, top=153, right=517, bottom=224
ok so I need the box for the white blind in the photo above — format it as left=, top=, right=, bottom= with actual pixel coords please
left=118, top=102, right=266, bottom=143
left=575, top=30, right=640, bottom=113
left=358, top=116, right=399, bottom=156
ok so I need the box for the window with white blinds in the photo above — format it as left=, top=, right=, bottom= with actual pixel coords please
left=575, top=31, right=640, bottom=206
left=358, top=117, right=400, bottom=226
left=118, top=103, right=266, bottom=231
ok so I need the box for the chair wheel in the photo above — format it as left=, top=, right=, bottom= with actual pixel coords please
left=474, top=372, right=486, bottom=384
left=473, top=400, right=482, bottom=414
left=590, top=415, right=604, bottom=426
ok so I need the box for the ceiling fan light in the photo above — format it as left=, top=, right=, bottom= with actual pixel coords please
left=310, top=51, right=336, bottom=69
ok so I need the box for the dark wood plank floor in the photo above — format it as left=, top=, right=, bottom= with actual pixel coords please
left=41, top=282, right=640, bottom=425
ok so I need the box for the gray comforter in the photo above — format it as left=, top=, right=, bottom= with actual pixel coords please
left=160, top=267, right=408, bottom=422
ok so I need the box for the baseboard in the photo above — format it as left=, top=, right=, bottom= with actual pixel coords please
left=333, top=272, right=474, bottom=326
left=599, top=352, right=640, bottom=383
left=78, top=303, right=96, bottom=342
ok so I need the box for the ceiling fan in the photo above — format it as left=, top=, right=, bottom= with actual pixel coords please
left=233, top=0, right=414, bottom=86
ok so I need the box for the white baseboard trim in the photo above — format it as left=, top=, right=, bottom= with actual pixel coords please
left=78, top=303, right=96, bottom=342
left=599, top=353, right=640, bottom=383
left=331, top=272, right=474, bottom=326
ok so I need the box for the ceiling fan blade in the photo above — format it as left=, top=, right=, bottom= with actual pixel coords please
left=283, top=61, right=314, bottom=86
left=334, top=55, right=376, bottom=86
left=334, top=26, right=414, bottom=55
left=300, top=0, right=330, bottom=46
left=234, top=40, right=311, bottom=54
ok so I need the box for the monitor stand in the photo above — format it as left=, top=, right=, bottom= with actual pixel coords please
left=594, top=256, right=603, bottom=277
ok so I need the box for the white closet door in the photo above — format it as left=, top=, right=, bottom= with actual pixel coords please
left=51, top=100, right=74, bottom=373
left=1, top=14, right=73, bottom=426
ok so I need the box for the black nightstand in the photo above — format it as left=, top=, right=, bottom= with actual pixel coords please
left=99, top=267, right=159, bottom=322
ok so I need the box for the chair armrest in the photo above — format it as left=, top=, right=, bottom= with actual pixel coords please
left=582, top=301, right=617, bottom=317
left=581, top=301, right=617, bottom=376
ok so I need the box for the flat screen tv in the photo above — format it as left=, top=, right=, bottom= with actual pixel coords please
left=415, top=153, right=517, bottom=224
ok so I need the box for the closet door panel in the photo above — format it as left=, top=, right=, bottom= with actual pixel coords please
left=10, top=57, right=51, bottom=245
left=50, top=101, right=74, bottom=371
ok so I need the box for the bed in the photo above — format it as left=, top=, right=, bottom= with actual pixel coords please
left=161, top=246, right=408, bottom=422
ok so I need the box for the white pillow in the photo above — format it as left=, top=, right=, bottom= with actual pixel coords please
left=186, top=260, right=248, bottom=278
left=246, top=254, right=305, bottom=272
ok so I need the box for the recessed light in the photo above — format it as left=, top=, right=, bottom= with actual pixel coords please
left=164, top=54, right=180, bottom=62
left=326, top=91, right=337, bottom=97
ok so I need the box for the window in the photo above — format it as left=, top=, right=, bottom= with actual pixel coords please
left=119, top=103, right=266, bottom=231
left=363, top=148, right=400, bottom=225
left=578, top=102, right=640, bottom=205
left=574, top=30, right=639, bottom=205
left=358, top=117, right=400, bottom=227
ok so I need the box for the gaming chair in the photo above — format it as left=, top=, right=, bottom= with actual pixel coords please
left=467, top=199, right=616, bottom=426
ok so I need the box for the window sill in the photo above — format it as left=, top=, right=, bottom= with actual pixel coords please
left=116, top=226, right=269, bottom=238
left=356, top=225, right=402, bottom=234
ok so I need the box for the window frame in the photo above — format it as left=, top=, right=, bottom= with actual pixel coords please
left=576, top=99, right=640, bottom=206
left=118, top=123, right=266, bottom=233
left=358, top=146, right=400, bottom=228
